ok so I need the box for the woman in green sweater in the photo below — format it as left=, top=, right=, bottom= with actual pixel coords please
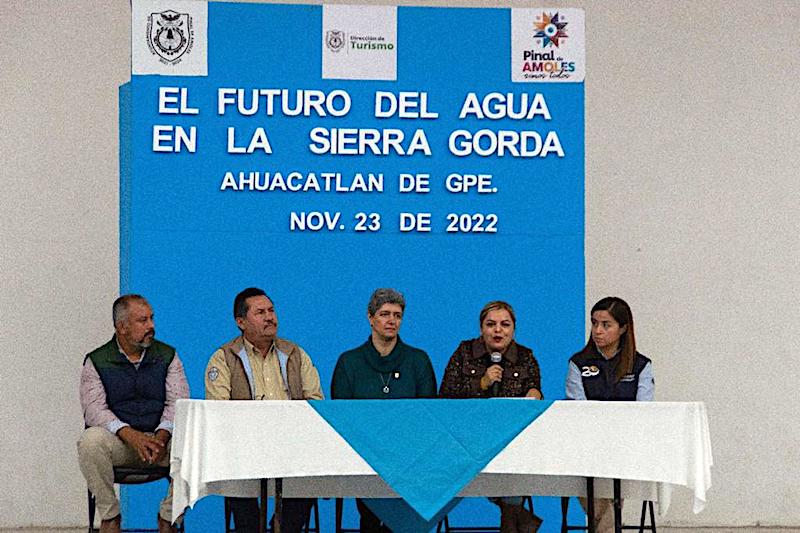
left=331, top=288, right=437, bottom=531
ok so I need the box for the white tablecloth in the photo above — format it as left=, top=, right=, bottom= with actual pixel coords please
left=170, top=399, right=712, bottom=521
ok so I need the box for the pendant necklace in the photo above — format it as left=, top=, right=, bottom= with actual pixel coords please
left=379, top=372, right=393, bottom=394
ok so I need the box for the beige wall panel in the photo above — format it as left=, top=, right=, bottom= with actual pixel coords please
left=0, top=1, right=130, bottom=527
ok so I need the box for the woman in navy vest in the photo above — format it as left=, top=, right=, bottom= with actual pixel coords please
left=566, top=296, right=653, bottom=402
left=565, top=296, right=654, bottom=532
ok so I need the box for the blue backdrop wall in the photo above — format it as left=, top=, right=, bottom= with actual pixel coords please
left=121, top=3, right=585, bottom=530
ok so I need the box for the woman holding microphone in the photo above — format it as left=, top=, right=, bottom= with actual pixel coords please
left=439, top=300, right=543, bottom=532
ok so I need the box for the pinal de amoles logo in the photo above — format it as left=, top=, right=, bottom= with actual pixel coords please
left=534, top=12, right=568, bottom=48
left=147, top=10, right=194, bottom=64
left=326, top=30, right=346, bottom=52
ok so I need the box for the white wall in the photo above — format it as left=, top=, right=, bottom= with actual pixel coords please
left=1, top=0, right=797, bottom=527
left=584, top=1, right=800, bottom=525
left=1, top=0, right=129, bottom=527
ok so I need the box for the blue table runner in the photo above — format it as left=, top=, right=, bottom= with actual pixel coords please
left=310, top=399, right=553, bottom=528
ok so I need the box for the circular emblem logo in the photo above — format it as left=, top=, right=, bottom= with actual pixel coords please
left=155, top=25, right=187, bottom=55
left=147, top=9, right=194, bottom=64
left=326, top=30, right=345, bottom=52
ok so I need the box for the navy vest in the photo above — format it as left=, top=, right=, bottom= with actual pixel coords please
left=570, top=349, right=650, bottom=401
left=86, top=337, right=175, bottom=432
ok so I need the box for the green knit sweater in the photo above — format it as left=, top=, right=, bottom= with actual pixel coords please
left=331, top=337, right=437, bottom=399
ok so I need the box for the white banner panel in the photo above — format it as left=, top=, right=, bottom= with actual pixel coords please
left=132, top=0, right=207, bottom=76
left=322, top=4, right=397, bottom=80
left=511, top=8, right=585, bottom=83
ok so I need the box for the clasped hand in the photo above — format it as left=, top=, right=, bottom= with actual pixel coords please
left=119, top=427, right=169, bottom=464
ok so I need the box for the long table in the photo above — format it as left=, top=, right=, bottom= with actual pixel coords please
left=170, top=399, right=712, bottom=529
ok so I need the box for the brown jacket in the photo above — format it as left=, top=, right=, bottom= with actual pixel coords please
left=220, top=336, right=305, bottom=400
left=438, top=338, right=542, bottom=399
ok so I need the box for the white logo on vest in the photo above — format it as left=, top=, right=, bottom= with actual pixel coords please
left=581, top=365, right=599, bottom=377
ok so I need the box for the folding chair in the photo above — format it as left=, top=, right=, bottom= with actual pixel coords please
left=560, top=497, right=656, bottom=533
left=87, top=466, right=184, bottom=532
left=224, top=497, right=320, bottom=532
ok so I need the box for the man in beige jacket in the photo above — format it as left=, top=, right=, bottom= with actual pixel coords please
left=205, top=287, right=323, bottom=533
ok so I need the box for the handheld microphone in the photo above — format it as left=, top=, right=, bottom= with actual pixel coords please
left=490, top=351, right=503, bottom=397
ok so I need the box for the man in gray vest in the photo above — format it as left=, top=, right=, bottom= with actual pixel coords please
left=78, top=294, right=189, bottom=533
left=205, top=287, right=323, bottom=533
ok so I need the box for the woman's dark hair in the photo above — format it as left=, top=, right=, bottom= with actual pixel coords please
left=479, top=301, right=516, bottom=327
left=582, top=296, right=636, bottom=383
